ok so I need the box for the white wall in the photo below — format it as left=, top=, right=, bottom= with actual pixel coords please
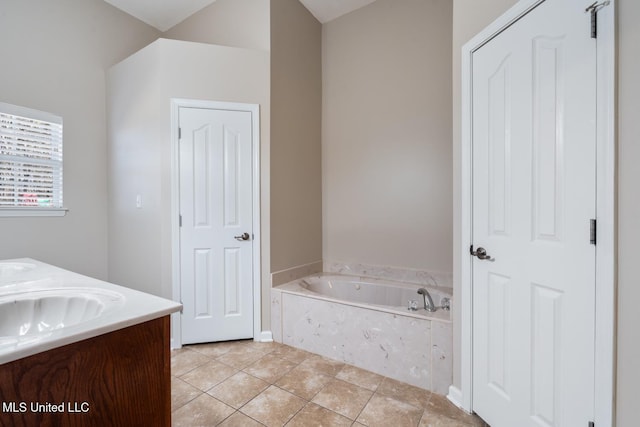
left=107, top=39, right=271, bottom=324
left=162, top=0, right=270, bottom=51
left=322, top=0, right=453, bottom=273
left=0, top=0, right=159, bottom=278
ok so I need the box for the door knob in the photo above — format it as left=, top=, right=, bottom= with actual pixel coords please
left=234, top=232, right=250, bottom=241
left=470, top=245, right=495, bottom=261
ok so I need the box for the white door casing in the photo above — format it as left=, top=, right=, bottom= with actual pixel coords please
left=457, top=0, right=616, bottom=426
left=170, top=100, right=262, bottom=347
left=471, top=0, right=595, bottom=425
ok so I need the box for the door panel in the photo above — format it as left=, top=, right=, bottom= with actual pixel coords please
left=180, top=107, right=254, bottom=344
left=471, top=1, right=596, bottom=426
left=487, top=56, right=512, bottom=238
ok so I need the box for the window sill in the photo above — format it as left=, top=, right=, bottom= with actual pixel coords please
left=0, top=208, right=68, bottom=217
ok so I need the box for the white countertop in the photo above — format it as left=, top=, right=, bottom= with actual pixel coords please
left=0, top=258, right=182, bottom=364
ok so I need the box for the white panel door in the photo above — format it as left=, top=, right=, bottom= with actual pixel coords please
left=179, top=107, right=254, bottom=344
left=471, top=1, right=596, bottom=426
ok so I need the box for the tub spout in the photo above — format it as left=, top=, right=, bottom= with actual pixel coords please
left=417, top=288, right=436, bottom=312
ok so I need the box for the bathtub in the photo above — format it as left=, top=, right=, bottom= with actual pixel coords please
left=271, top=274, right=452, bottom=393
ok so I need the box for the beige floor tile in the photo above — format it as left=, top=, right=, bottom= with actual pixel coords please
left=187, top=339, right=271, bottom=358
left=287, top=402, right=352, bottom=427
left=356, top=394, right=424, bottom=427
left=312, top=378, right=373, bottom=420
left=216, top=347, right=270, bottom=369
left=270, top=345, right=313, bottom=363
left=425, top=394, right=486, bottom=426
left=299, top=354, right=345, bottom=377
left=249, top=341, right=284, bottom=353
left=240, top=385, right=306, bottom=426
left=275, top=365, right=333, bottom=400
left=377, top=377, right=431, bottom=410
left=171, top=349, right=211, bottom=376
left=243, top=353, right=298, bottom=383
left=336, top=364, right=384, bottom=391
left=170, top=348, right=189, bottom=356
left=220, top=339, right=279, bottom=355
left=419, top=412, right=476, bottom=427
left=186, top=342, right=238, bottom=358
left=179, top=359, right=238, bottom=391
left=207, top=371, right=270, bottom=409
left=169, top=344, right=480, bottom=427
left=171, top=376, right=202, bottom=411
left=171, top=393, right=234, bottom=427
left=217, top=411, right=265, bottom=427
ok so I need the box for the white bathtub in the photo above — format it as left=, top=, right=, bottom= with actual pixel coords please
left=271, top=274, right=452, bottom=393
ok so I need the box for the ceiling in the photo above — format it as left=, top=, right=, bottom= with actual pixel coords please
left=103, top=0, right=219, bottom=32
left=103, top=0, right=377, bottom=31
left=298, top=0, right=378, bottom=24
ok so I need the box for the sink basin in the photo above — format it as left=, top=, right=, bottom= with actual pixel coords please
left=0, top=262, right=36, bottom=278
left=0, top=289, right=124, bottom=337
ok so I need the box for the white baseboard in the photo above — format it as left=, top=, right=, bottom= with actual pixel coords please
left=447, top=385, right=470, bottom=413
left=257, top=330, right=273, bottom=342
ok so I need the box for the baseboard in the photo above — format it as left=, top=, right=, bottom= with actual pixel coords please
left=170, top=337, right=180, bottom=350
left=447, top=385, right=471, bottom=413
left=257, top=330, right=273, bottom=342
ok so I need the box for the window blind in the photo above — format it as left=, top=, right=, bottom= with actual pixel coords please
left=0, top=102, right=63, bottom=209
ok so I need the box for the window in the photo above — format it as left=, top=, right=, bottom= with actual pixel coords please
left=0, top=102, right=65, bottom=216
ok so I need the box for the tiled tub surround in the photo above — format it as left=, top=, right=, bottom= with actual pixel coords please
left=324, top=260, right=453, bottom=291
left=271, top=274, right=452, bottom=394
left=271, top=260, right=324, bottom=287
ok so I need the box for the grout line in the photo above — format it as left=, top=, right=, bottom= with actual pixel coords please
left=173, top=341, right=446, bottom=425
left=351, top=385, right=376, bottom=425
left=282, top=400, right=309, bottom=426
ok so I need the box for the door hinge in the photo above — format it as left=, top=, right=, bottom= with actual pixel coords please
left=179, top=214, right=182, bottom=227
left=590, top=218, right=597, bottom=245
left=585, top=1, right=610, bottom=39
left=178, top=127, right=182, bottom=139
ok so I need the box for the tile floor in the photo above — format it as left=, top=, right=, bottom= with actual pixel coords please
left=171, top=340, right=487, bottom=427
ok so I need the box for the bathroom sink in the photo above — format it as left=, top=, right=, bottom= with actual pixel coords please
left=0, top=262, right=36, bottom=278
left=0, top=288, right=124, bottom=337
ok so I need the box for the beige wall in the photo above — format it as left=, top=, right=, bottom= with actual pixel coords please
left=270, top=0, right=323, bottom=273
left=322, top=0, right=453, bottom=273
left=0, top=0, right=159, bottom=278
left=453, top=1, right=640, bottom=424
left=162, top=0, right=270, bottom=51
left=107, top=39, right=271, bottom=326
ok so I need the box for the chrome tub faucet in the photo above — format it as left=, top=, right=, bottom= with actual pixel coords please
left=417, top=288, right=437, bottom=312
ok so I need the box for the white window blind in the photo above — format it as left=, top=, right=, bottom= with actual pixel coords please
left=0, top=102, right=63, bottom=211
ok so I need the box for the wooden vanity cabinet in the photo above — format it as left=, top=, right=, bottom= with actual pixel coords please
left=0, top=316, right=171, bottom=427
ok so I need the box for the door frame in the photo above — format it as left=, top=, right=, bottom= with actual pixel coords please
left=169, top=98, right=262, bottom=348
left=456, top=0, right=616, bottom=425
